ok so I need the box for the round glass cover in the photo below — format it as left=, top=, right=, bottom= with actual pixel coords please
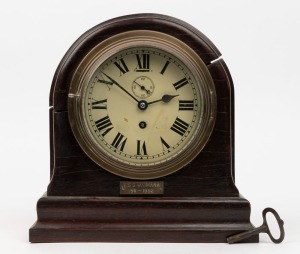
left=68, top=31, right=216, bottom=179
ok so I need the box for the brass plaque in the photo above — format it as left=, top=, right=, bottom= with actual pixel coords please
left=120, top=181, right=164, bottom=195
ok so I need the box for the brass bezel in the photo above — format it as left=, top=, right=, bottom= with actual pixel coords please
left=68, top=30, right=216, bottom=179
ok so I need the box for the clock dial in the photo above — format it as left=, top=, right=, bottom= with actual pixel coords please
left=85, top=47, right=199, bottom=167
left=69, top=31, right=216, bottom=179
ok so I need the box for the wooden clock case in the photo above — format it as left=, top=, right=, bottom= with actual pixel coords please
left=29, top=14, right=258, bottom=243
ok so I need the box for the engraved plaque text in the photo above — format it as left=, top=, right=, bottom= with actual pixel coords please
left=120, top=181, right=164, bottom=195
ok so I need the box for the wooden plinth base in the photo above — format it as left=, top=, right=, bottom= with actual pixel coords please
left=29, top=193, right=258, bottom=243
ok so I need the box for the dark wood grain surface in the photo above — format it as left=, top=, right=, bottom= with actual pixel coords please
left=30, top=194, right=258, bottom=243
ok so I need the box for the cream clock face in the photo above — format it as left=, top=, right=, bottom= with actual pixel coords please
left=69, top=31, right=216, bottom=179
left=85, top=46, right=200, bottom=166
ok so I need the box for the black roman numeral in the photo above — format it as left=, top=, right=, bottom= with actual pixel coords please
left=179, top=100, right=194, bottom=111
left=97, top=78, right=113, bottom=86
left=96, top=74, right=113, bottom=90
left=94, top=115, right=113, bottom=137
left=160, top=60, right=170, bottom=75
left=111, top=132, right=127, bottom=151
left=173, top=77, right=189, bottom=90
left=135, top=53, right=150, bottom=72
left=114, top=58, right=129, bottom=75
left=91, top=99, right=107, bottom=110
left=137, top=140, right=147, bottom=155
left=160, top=137, right=170, bottom=151
left=170, top=117, right=189, bottom=136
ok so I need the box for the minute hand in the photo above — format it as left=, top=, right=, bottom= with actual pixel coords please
left=101, top=72, right=139, bottom=103
left=148, top=94, right=179, bottom=105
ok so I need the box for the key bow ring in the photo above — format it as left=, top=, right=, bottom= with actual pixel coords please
left=227, top=207, right=285, bottom=244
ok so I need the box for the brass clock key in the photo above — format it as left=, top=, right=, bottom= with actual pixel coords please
left=227, top=208, right=285, bottom=244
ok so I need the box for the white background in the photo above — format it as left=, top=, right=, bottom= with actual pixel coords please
left=0, top=0, right=299, bottom=253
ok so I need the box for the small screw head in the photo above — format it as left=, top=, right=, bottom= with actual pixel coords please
left=139, top=121, right=147, bottom=129
left=138, top=100, right=148, bottom=110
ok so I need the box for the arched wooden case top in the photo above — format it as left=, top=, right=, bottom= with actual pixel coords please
left=30, top=14, right=257, bottom=243
left=48, top=14, right=236, bottom=196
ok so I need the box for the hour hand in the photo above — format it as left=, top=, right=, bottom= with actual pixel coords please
left=162, top=94, right=179, bottom=103
left=148, top=94, right=179, bottom=105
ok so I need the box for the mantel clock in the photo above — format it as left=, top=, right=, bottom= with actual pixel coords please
left=30, top=14, right=258, bottom=243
